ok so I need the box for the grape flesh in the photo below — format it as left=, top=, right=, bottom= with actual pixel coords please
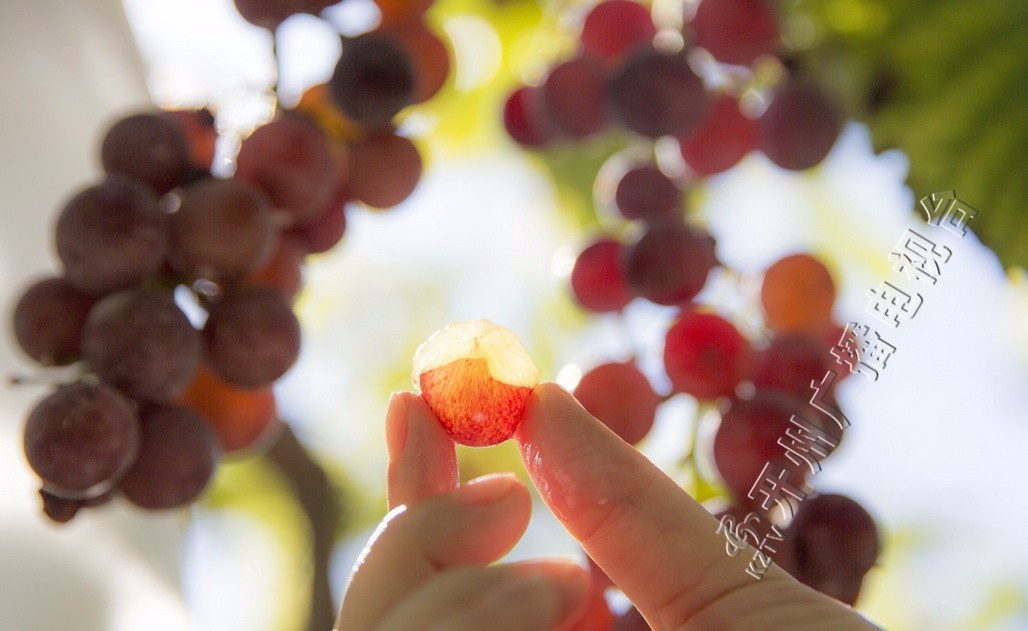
left=81, top=289, right=201, bottom=401
left=55, top=176, right=166, bottom=295
left=23, top=382, right=139, bottom=500
left=203, top=286, right=301, bottom=388
left=169, top=178, right=277, bottom=283
left=573, top=360, right=659, bottom=444
left=13, top=277, right=97, bottom=366
left=119, top=403, right=219, bottom=510
left=623, top=223, right=718, bottom=306
left=101, top=112, right=192, bottom=195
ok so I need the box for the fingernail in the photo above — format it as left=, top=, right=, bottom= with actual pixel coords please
left=458, top=472, right=519, bottom=505
left=385, top=392, right=409, bottom=460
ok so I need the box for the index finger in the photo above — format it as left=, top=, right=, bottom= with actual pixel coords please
left=515, top=384, right=782, bottom=628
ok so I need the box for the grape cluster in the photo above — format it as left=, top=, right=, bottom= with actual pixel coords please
left=12, top=0, right=450, bottom=523
left=503, top=0, right=878, bottom=615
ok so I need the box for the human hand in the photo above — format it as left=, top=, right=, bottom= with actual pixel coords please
left=335, top=392, right=591, bottom=630
left=517, top=383, right=880, bottom=630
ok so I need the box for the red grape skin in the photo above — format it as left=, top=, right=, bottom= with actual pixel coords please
left=689, top=0, right=779, bottom=66
left=503, top=86, right=554, bottom=148
left=169, top=178, right=278, bottom=283
left=539, top=55, right=609, bottom=138
left=751, top=334, right=835, bottom=403
left=678, top=95, right=759, bottom=175
left=203, top=286, right=301, bottom=389
left=622, top=222, right=718, bottom=306
left=81, top=289, right=201, bottom=401
left=759, top=83, right=843, bottom=171
left=119, top=403, right=219, bottom=510
left=329, top=33, right=416, bottom=130
left=234, top=116, right=341, bottom=226
left=664, top=310, right=753, bottom=399
left=570, top=238, right=634, bottom=313
left=580, top=0, right=656, bottom=62
left=573, top=360, right=660, bottom=444
left=55, top=176, right=166, bottom=295
left=101, top=112, right=193, bottom=195
left=607, top=48, right=710, bottom=138
left=760, top=252, right=836, bottom=335
left=23, top=382, right=140, bottom=500
left=614, top=164, right=682, bottom=222
left=347, top=132, right=422, bottom=208
left=779, top=493, right=881, bottom=605
left=13, top=277, right=97, bottom=366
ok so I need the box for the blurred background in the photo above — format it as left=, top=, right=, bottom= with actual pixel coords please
left=1, top=0, right=1026, bottom=629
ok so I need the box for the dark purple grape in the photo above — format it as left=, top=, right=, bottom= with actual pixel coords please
left=54, top=176, right=166, bottom=295
left=169, top=178, right=277, bottom=282
left=329, top=33, right=416, bottom=129
left=81, top=289, right=201, bottom=401
left=101, top=112, right=192, bottom=195
left=758, top=83, right=843, bottom=171
left=607, top=48, right=710, bottom=138
left=23, top=382, right=140, bottom=500
left=622, top=222, right=717, bottom=305
left=779, top=493, right=880, bottom=605
left=203, top=286, right=301, bottom=388
left=38, top=488, right=113, bottom=523
left=539, top=55, right=609, bottom=138
left=614, top=164, right=682, bottom=221
left=119, top=403, right=219, bottom=510
left=12, top=277, right=97, bottom=365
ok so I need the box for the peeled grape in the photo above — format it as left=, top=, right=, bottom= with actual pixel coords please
left=664, top=310, right=753, bottom=399
left=503, top=86, right=554, bottom=148
left=781, top=493, right=880, bottom=605
left=81, top=289, right=201, bottom=401
left=689, top=0, right=779, bottom=66
left=678, top=95, right=758, bottom=175
left=169, top=178, right=277, bottom=283
left=712, top=390, right=811, bottom=505
left=329, top=33, right=416, bottom=129
left=178, top=364, right=280, bottom=454
left=760, top=253, right=836, bottom=334
left=623, top=223, right=718, bottom=306
left=203, top=286, right=301, bottom=388
left=539, top=55, right=609, bottom=138
left=614, top=164, right=682, bottom=222
left=347, top=132, right=422, bottom=208
left=119, top=403, right=219, bottom=509
left=569, top=238, right=634, bottom=313
left=234, top=116, right=341, bottom=225
left=758, top=83, right=843, bottom=171
left=607, top=48, right=710, bottom=138
left=101, top=112, right=192, bottom=195
left=573, top=360, right=659, bottom=444
left=13, top=277, right=97, bottom=366
left=23, top=382, right=139, bottom=500
left=580, top=0, right=656, bottom=62
left=55, top=176, right=166, bottom=295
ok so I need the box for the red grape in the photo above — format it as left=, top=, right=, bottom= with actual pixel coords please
left=55, top=176, right=166, bottom=295
left=329, top=33, right=416, bottom=129
left=580, top=0, right=656, bottom=62
left=203, top=286, right=301, bottom=388
left=614, top=164, right=682, bottom=222
left=678, top=95, right=758, bottom=175
left=178, top=364, right=280, bottom=454
left=81, top=289, right=201, bottom=401
left=539, top=55, right=609, bottom=138
left=758, top=82, right=843, bottom=171
left=607, top=48, right=710, bottom=138
left=568, top=577, right=614, bottom=630
left=288, top=193, right=347, bottom=254
left=664, top=310, right=753, bottom=400
left=380, top=18, right=450, bottom=104
left=751, top=334, right=834, bottom=403
left=573, top=360, right=659, bottom=444
left=622, top=222, right=718, bottom=306
left=347, top=132, right=422, bottom=208
left=119, top=403, right=219, bottom=510
left=374, top=0, right=433, bottom=26
left=23, top=382, right=139, bottom=500
left=163, top=108, right=218, bottom=170
left=169, top=178, right=277, bottom=283
left=234, top=116, right=341, bottom=225
left=233, top=0, right=337, bottom=30
left=569, top=238, right=633, bottom=313
left=247, top=236, right=306, bottom=302
left=760, top=253, right=836, bottom=335
left=503, top=86, right=554, bottom=148
left=13, top=277, right=97, bottom=366
left=101, top=112, right=192, bottom=195
left=689, top=0, right=779, bottom=66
